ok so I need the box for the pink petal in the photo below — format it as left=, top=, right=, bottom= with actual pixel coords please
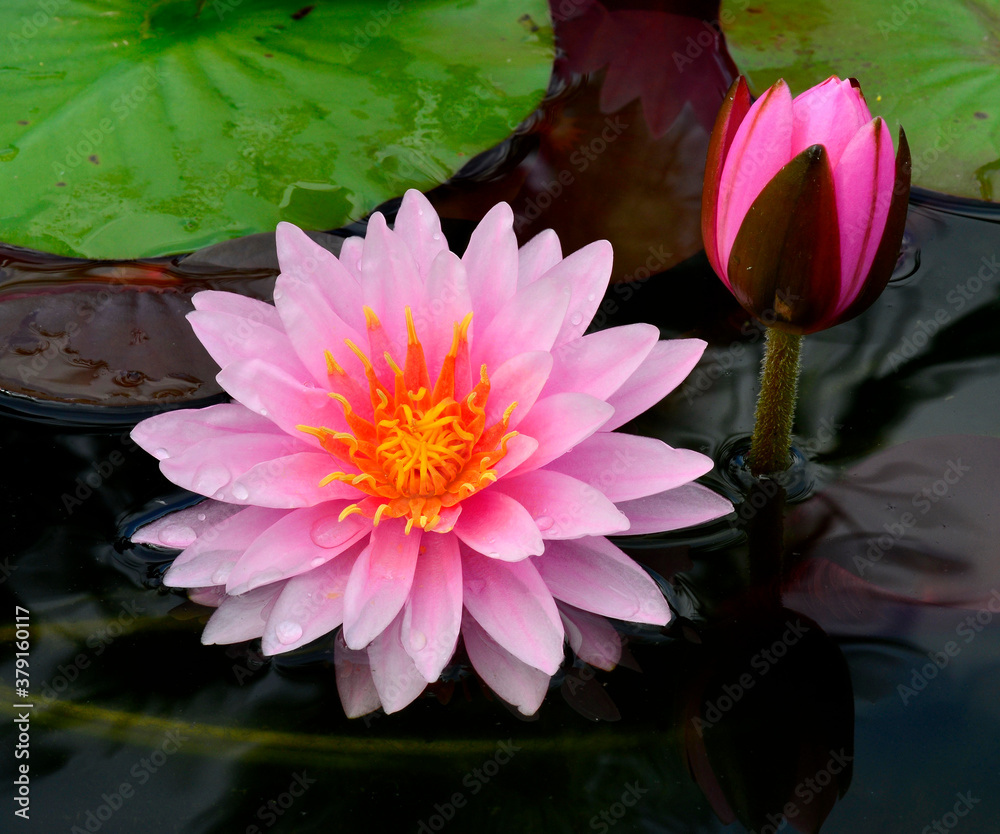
left=473, top=266, right=572, bottom=372
left=261, top=539, right=367, bottom=655
left=367, top=611, right=429, bottom=713
left=226, top=452, right=360, bottom=507
left=558, top=603, right=622, bottom=670
left=546, top=433, right=713, bottom=501
left=716, top=80, right=795, bottom=269
left=201, top=582, right=287, bottom=645
left=272, top=247, right=368, bottom=388
left=393, top=190, right=448, bottom=279
left=413, top=250, right=473, bottom=383
left=533, top=537, right=671, bottom=625
left=517, top=228, right=563, bottom=287
left=463, top=203, right=518, bottom=330
left=360, top=213, right=425, bottom=355
left=163, top=506, right=289, bottom=588
left=158, top=433, right=304, bottom=500
left=495, top=470, right=629, bottom=539
left=492, top=434, right=540, bottom=479
left=485, top=351, right=553, bottom=429
left=216, top=359, right=348, bottom=444
left=602, top=339, right=706, bottom=431
left=275, top=221, right=366, bottom=342
left=453, top=491, right=545, bottom=560
left=131, top=500, right=242, bottom=549
left=191, top=290, right=282, bottom=329
left=509, top=393, right=615, bottom=473
left=545, top=323, right=659, bottom=401
left=188, top=308, right=310, bottom=382
left=832, top=117, right=896, bottom=315
left=616, top=483, right=733, bottom=534
left=461, top=611, right=550, bottom=716
left=131, top=402, right=283, bottom=462
left=461, top=549, right=564, bottom=674
left=188, top=586, right=226, bottom=608
left=342, top=520, right=421, bottom=649
left=790, top=77, right=870, bottom=168
left=338, top=236, right=365, bottom=283
left=226, top=505, right=369, bottom=595
left=334, top=630, right=382, bottom=718
left=401, top=533, right=463, bottom=682
left=543, top=240, right=613, bottom=347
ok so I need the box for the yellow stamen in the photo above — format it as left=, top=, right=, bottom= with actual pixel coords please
left=299, top=310, right=515, bottom=534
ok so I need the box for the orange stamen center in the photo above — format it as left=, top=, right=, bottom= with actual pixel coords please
left=298, top=307, right=517, bottom=534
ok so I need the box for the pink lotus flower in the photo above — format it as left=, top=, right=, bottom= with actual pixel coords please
left=702, top=76, right=911, bottom=334
left=131, top=190, right=731, bottom=716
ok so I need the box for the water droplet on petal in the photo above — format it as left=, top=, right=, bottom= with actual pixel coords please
left=570, top=312, right=583, bottom=326
left=196, top=513, right=207, bottom=522
left=160, top=524, right=196, bottom=548
left=273, top=287, right=284, bottom=300
left=275, top=621, right=303, bottom=645
left=586, top=293, right=596, bottom=302
left=231, top=483, right=250, bottom=501
left=431, top=233, right=441, bottom=241
left=214, top=492, right=225, bottom=501
left=193, top=463, right=229, bottom=495
left=258, top=408, right=268, bottom=417
left=410, top=630, right=427, bottom=650
left=211, top=563, right=233, bottom=585
left=485, top=552, right=500, bottom=559
left=310, top=556, right=327, bottom=568
left=153, top=447, right=170, bottom=460
left=310, top=516, right=351, bottom=548
left=535, top=515, right=554, bottom=531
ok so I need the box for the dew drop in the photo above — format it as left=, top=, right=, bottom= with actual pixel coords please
left=211, top=564, right=233, bottom=585
left=535, top=515, right=554, bottom=531
left=231, top=483, right=250, bottom=501
left=153, top=447, right=170, bottom=460
left=193, top=463, right=229, bottom=495
left=273, top=287, right=284, bottom=300
left=259, top=408, right=268, bottom=417
left=587, top=293, right=596, bottom=302
left=310, top=516, right=348, bottom=547
left=275, top=621, right=303, bottom=645
left=570, top=312, right=583, bottom=326
left=159, top=524, right=196, bottom=548
left=431, top=233, right=441, bottom=241
left=486, top=551, right=501, bottom=559
left=410, top=630, right=427, bottom=650
left=197, top=513, right=207, bottom=522
left=310, top=556, right=327, bottom=568
left=214, top=492, right=225, bottom=501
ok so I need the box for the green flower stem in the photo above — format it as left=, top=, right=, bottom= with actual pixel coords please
left=747, top=328, right=802, bottom=476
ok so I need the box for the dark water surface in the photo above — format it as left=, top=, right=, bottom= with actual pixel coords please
left=3, top=1, right=1000, bottom=832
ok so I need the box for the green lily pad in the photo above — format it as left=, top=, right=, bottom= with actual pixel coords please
left=0, top=0, right=552, bottom=258
left=721, top=0, right=1000, bottom=201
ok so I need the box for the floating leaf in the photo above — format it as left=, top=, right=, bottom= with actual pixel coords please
left=721, top=0, right=1000, bottom=201
left=0, top=0, right=552, bottom=258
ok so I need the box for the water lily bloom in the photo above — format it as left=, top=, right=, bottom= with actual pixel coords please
left=702, top=75, right=911, bottom=334
left=132, top=190, right=732, bottom=716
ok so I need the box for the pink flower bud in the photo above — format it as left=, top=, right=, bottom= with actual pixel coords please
left=702, top=76, right=911, bottom=334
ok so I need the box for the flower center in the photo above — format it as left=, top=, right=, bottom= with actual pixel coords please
left=298, top=307, right=517, bottom=534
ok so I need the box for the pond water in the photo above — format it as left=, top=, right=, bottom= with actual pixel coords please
left=3, top=3, right=1000, bottom=834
